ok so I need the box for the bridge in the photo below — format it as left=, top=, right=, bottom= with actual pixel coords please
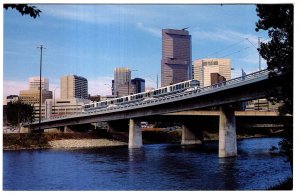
left=22, top=69, right=284, bottom=157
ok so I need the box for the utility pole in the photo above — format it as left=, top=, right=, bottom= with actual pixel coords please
left=37, top=45, right=45, bottom=131
left=258, top=37, right=261, bottom=71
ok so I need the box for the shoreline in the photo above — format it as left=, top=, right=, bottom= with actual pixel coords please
left=3, top=138, right=127, bottom=151
left=3, top=133, right=274, bottom=151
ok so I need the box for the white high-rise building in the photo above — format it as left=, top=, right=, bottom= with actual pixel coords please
left=193, top=58, right=231, bottom=87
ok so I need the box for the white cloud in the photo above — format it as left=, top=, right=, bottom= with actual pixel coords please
left=3, top=80, right=28, bottom=98
left=136, top=22, right=161, bottom=38
left=88, top=76, right=114, bottom=96
left=193, top=28, right=258, bottom=43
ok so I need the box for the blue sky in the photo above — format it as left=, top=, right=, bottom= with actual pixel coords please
left=3, top=4, right=269, bottom=98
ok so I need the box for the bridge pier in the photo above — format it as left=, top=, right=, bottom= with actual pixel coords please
left=128, top=119, right=143, bottom=148
left=181, top=123, right=203, bottom=145
left=219, top=105, right=237, bottom=158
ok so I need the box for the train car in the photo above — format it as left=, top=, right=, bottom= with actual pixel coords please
left=82, top=79, right=200, bottom=112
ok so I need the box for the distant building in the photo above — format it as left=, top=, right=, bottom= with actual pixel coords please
left=19, top=90, right=52, bottom=105
left=210, top=73, right=226, bottom=85
left=131, top=78, right=145, bottom=94
left=88, top=95, right=101, bottom=102
left=5, top=95, right=19, bottom=104
left=246, top=99, right=280, bottom=111
left=113, top=67, right=133, bottom=97
left=193, top=58, right=231, bottom=87
left=60, top=75, right=88, bottom=99
left=29, top=76, right=49, bottom=91
left=44, top=98, right=90, bottom=119
left=161, top=28, right=191, bottom=87
left=19, top=77, right=52, bottom=105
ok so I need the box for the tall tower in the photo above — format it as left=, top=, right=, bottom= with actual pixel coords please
left=161, top=28, right=191, bottom=87
left=113, top=67, right=132, bottom=97
left=60, top=75, right=88, bottom=99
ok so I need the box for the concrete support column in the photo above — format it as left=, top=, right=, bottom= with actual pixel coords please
left=219, top=105, right=237, bottom=158
left=64, top=126, right=73, bottom=133
left=107, top=122, right=115, bottom=133
left=128, top=119, right=142, bottom=148
left=181, top=123, right=203, bottom=145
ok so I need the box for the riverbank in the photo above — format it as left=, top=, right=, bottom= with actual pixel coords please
left=48, top=139, right=127, bottom=149
left=3, top=130, right=277, bottom=150
left=3, top=132, right=127, bottom=150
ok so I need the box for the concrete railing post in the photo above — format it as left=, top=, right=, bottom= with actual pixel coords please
left=128, top=119, right=142, bottom=148
left=181, top=124, right=202, bottom=145
left=219, top=105, right=237, bottom=158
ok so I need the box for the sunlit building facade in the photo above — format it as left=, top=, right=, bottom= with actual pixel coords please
left=161, top=29, right=191, bottom=87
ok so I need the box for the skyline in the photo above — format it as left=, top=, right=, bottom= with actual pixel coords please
left=3, top=4, right=269, bottom=99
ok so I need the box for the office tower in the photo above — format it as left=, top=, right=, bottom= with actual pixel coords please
left=19, top=77, right=52, bottom=105
left=131, top=78, right=145, bottom=94
left=29, top=77, right=49, bottom=91
left=161, top=28, right=191, bottom=87
left=193, top=58, right=231, bottom=87
left=113, top=67, right=132, bottom=97
left=60, top=75, right=88, bottom=99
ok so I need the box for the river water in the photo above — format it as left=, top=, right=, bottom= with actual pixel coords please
left=3, top=137, right=291, bottom=190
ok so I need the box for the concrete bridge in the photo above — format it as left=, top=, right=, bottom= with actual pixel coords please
left=22, top=69, right=284, bottom=157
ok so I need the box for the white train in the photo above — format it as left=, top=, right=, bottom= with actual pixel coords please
left=83, top=79, right=200, bottom=111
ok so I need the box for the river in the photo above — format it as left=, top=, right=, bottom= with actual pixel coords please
left=3, top=137, right=291, bottom=190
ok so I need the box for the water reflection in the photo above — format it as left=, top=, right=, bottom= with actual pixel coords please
left=218, top=157, right=238, bottom=190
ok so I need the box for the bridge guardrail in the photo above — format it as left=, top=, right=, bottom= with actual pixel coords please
left=39, top=69, right=269, bottom=123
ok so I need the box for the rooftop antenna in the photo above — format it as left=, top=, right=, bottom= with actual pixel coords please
left=182, top=27, right=189, bottom=31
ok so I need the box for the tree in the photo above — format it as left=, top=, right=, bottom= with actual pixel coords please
left=6, top=100, right=35, bottom=127
left=3, top=4, right=41, bottom=18
left=255, top=4, right=293, bottom=171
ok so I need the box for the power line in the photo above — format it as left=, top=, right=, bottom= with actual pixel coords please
left=200, top=36, right=270, bottom=60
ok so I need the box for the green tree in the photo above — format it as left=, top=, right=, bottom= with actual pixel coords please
left=3, top=4, right=41, bottom=18
left=255, top=4, right=293, bottom=171
left=6, top=100, right=35, bottom=127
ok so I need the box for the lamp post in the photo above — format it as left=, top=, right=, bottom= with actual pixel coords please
left=37, top=45, right=45, bottom=131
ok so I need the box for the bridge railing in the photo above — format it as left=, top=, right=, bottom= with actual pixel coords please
left=40, top=69, right=269, bottom=122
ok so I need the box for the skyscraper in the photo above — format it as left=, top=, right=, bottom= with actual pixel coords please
left=193, top=58, right=231, bottom=87
left=161, top=28, right=191, bottom=87
left=131, top=78, right=145, bottom=94
left=113, top=67, right=132, bottom=97
left=60, top=75, right=88, bottom=99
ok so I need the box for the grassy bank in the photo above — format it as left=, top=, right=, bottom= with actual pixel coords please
left=3, top=131, right=113, bottom=150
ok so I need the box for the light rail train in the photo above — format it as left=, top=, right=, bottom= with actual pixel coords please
left=83, top=79, right=200, bottom=111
